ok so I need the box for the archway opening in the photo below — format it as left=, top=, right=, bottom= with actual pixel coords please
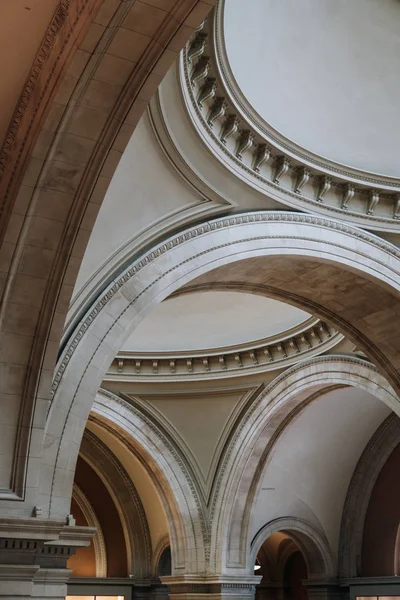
left=157, top=546, right=172, bottom=577
left=362, top=441, right=400, bottom=576
left=255, top=532, right=308, bottom=600
left=47, top=213, right=400, bottom=528
left=67, top=456, right=128, bottom=578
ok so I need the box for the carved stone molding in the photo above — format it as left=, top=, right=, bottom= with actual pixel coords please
left=206, top=355, right=398, bottom=572
left=107, top=318, right=341, bottom=381
left=0, top=0, right=102, bottom=235
left=0, top=0, right=215, bottom=519
left=80, top=429, right=153, bottom=578
left=250, top=517, right=335, bottom=579
left=45, top=209, right=400, bottom=532
left=161, top=574, right=261, bottom=600
left=52, top=210, right=400, bottom=404
left=180, top=8, right=400, bottom=229
left=0, top=517, right=95, bottom=569
left=152, top=534, right=171, bottom=577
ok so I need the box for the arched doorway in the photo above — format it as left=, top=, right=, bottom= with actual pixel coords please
left=255, top=532, right=308, bottom=600
left=157, top=546, right=172, bottom=578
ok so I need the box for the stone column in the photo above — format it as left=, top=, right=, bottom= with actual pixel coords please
left=162, top=575, right=262, bottom=600
left=0, top=565, right=40, bottom=600
left=32, top=568, right=71, bottom=600
left=0, top=517, right=95, bottom=600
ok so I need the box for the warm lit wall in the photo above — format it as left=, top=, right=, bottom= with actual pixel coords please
left=255, top=536, right=308, bottom=600
left=284, top=552, right=308, bottom=600
left=250, top=388, right=389, bottom=555
left=74, top=456, right=128, bottom=577
left=362, top=442, right=400, bottom=575
left=67, top=497, right=97, bottom=577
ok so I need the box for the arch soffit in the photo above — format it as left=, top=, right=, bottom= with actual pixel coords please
left=276, top=539, right=302, bottom=583
left=152, top=534, right=171, bottom=577
left=44, top=212, right=400, bottom=521
left=250, top=518, right=335, bottom=580
left=72, top=483, right=107, bottom=577
left=338, top=412, right=400, bottom=578
left=79, top=429, right=152, bottom=578
left=208, top=355, right=397, bottom=572
left=91, top=389, right=209, bottom=574
left=0, top=0, right=214, bottom=509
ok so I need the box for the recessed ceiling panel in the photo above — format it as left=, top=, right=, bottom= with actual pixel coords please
left=224, top=0, right=400, bottom=176
left=122, top=291, right=309, bottom=352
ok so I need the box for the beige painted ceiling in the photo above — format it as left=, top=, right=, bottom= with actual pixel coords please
left=224, top=0, right=400, bottom=176
left=251, top=387, right=390, bottom=555
left=0, top=1, right=58, bottom=146
left=87, top=419, right=169, bottom=550
left=121, top=291, right=309, bottom=352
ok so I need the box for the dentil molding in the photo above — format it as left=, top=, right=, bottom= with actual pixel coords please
left=180, top=6, right=400, bottom=230
left=106, top=318, right=342, bottom=381
left=52, top=210, right=400, bottom=404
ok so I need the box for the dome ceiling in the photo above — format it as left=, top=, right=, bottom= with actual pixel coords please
left=223, top=0, right=400, bottom=177
left=121, top=291, right=309, bottom=353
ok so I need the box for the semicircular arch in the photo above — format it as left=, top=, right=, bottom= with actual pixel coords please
left=339, top=412, right=400, bottom=578
left=43, top=212, right=400, bottom=544
left=79, top=428, right=153, bottom=578
left=250, top=517, right=335, bottom=579
left=90, top=389, right=208, bottom=574
left=208, top=354, right=398, bottom=573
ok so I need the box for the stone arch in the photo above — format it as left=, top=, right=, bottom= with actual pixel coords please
left=79, top=427, right=153, bottom=578
left=152, top=535, right=171, bottom=577
left=208, top=353, right=398, bottom=573
left=338, top=412, right=400, bottom=578
left=0, top=0, right=214, bottom=510
left=157, top=546, right=172, bottom=578
left=41, top=211, right=400, bottom=528
left=91, top=389, right=208, bottom=574
left=72, top=483, right=107, bottom=577
left=250, top=518, right=335, bottom=579
left=276, top=539, right=302, bottom=584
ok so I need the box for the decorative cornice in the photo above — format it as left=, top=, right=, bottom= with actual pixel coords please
left=161, top=573, right=262, bottom=591
left=52, top=210, right=400, bottom=403
left=0, top=0, right=69, bottom=183
left=179, top=10, right=400, bottom=229
left=0, top=564, right=40, bottom=580
left=107, top=318, right=342, bottom=381
left=0, top=517, right=65, bottom=540
left=0, top=517, right=95, bottom=546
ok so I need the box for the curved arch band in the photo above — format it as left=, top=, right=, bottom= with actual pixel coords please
left=42, top=212, right=400, bottom=557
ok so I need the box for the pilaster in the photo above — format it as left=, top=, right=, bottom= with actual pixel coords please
left=0, top=518, right=95, bottom=599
